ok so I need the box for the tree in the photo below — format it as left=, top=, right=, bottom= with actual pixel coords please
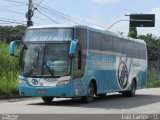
left=128, top=27, right=137, bottom=39
left=138, top=33, right=160, bottom=61
left=0, top=25, right=26, bottom=43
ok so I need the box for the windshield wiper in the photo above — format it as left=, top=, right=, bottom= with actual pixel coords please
left=43, top=60, right=54, bottom=77
left=27, top=51, right=40, bottom=76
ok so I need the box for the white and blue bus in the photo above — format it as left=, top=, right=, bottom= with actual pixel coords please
left=10, top=24, right=147, bottom=103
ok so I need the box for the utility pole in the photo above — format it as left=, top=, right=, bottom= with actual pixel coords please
left=26, top=0, right=34, bottom=27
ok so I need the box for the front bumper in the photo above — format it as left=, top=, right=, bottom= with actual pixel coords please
left=19, top=83, right=75, bottom=97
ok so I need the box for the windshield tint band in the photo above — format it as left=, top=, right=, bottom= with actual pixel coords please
left=24, top=28, right=73, bottom=42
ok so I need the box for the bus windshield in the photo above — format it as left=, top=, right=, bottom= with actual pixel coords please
left=19, top=43, right=71, bottom=77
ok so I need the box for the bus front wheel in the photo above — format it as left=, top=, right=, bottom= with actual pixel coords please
left=42, top=97, right=54, bottom=103
left=82, top=82, right=95, bottom=103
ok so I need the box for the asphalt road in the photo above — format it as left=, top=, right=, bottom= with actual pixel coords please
left=0, top=88, right=160, bottom=114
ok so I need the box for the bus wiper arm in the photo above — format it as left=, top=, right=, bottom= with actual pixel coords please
left=27, top=52, right=40, bottom=76
left=43, top=61, right=54, bottom=77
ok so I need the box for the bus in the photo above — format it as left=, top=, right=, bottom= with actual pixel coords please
left=10, top=24, right=147, bottom=103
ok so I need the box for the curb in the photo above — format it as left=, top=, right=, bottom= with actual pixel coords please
left=0, top=92, right=26, bottom=100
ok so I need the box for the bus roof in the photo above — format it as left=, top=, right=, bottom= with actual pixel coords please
left=28, top=24, right=146, bottom=45
left=28, top=24, right=118, bottom=36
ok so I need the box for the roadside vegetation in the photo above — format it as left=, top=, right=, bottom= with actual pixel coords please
left=147, top=70, right=160, bottom=88
left=0, top=41, right=20, bottom=94
left=0, top=25, right=25, bottom=95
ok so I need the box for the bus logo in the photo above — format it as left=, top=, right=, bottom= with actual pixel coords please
left=31, top=78, right=40, bottom=85
left=117, top=61, right=129, bottom=89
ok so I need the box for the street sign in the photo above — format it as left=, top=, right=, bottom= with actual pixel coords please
left=130, top=14, right=155, bottom=27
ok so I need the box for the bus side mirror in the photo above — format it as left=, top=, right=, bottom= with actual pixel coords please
left=69, top=39, right=78, bottom=55
left=10, top=41, right=16, bottom=56
left=9, top=40, right=22, bottom=56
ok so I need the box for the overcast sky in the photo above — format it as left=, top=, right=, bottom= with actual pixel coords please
left=0, top=0, right=160, bottom=37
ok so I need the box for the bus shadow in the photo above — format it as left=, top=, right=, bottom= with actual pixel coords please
left=28, top=93, right=160, bottom=110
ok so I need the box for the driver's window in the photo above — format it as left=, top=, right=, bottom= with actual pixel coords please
left=73, top=50, right=82, bottom=78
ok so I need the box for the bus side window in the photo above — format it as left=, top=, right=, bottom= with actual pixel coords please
left=73, top=50, right=82, bottom=78
left=74, top=51, right=81, bottom=70
left=78, top=51, right=81, bottom=69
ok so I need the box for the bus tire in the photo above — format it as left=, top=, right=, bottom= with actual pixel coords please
left=122, top=80, right=136, bottom=97
left=42, top=97, right=54, bottom=103
left=82, top=82, right=95, bottom=103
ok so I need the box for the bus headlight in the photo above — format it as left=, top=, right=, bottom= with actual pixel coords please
left=57, top=80, right=70, bottom=85
left=56, top=76, right=71, bottom=86
left=19, top=79, right=27, bottom=84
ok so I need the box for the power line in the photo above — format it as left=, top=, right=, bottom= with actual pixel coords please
left=0, top=22, right=14, bottom=24
left=0, top=19, right=25, bottom=24
left=38, top=3, right=82, bottom=24
left=0, top=5, right=26, bottom=7
left=1, top=0, right=129, bottom=30
left=36, top=9, right=59, bottom=24
left=33, top=2, right=79, bottom=24
left=34, top=2, right=106, bottom=27
left=1, top=0, right=27, bottom=4
left=34, top=1, right=137, bottom=28
left=0, top=7, right=25, bottom=15
left=34, top=3, right=87, bottom=25
left=0, top=7, right=47, bottom=26
left=35, top=0, right=44, bottom=8
left=0, top=22, right=24, bottom=25
left=0, top=17, right=25, bottom=22
left=33, top=15, right=55, bottom=23
left=41, top=4, right=104, bottom=28
left=37, top=6, right=80, bottom=24
left=32, top=0, right=45, bottom=21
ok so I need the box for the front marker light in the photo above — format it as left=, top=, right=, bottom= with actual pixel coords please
left=19, top=79, right=27, bottom=84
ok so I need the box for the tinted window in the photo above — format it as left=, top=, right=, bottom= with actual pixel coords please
left=73, top=28, right=87, bottom=78
left=132, top=41, right=146, bottom=59
left=24, top=28, right=73, bottom=41
left=113, top=37, right=123, bottom=54
left=76, top=28, right=87, bottom=52
left=89, top=31, right=101, bottom=51
left=123, top=39, right=132, bottom=57
left=139, top=43, right=147, bottom=59
left=102, top=35, right=113, bottom=52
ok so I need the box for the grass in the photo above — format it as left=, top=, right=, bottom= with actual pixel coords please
left=0, top=41, right=20, bottom=94
left=147, top=79, right=160, bottom=88
left=147, top=70, right=160, bottom=88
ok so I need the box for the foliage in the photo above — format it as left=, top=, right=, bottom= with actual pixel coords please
left=128, top=27, right=137, bottom=39
left=147, top=70, right=160, bottom=88
left=0, top=25, right=25, bottom=94
left=138, top=34, right=160, bottom=62
left=138, top=33, right=160, bottom=45
left=0, top=41, right=20, bottom=94
left=0, top=25, right=26, bottom=43
left=138, top=33, right=160, bottom=86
